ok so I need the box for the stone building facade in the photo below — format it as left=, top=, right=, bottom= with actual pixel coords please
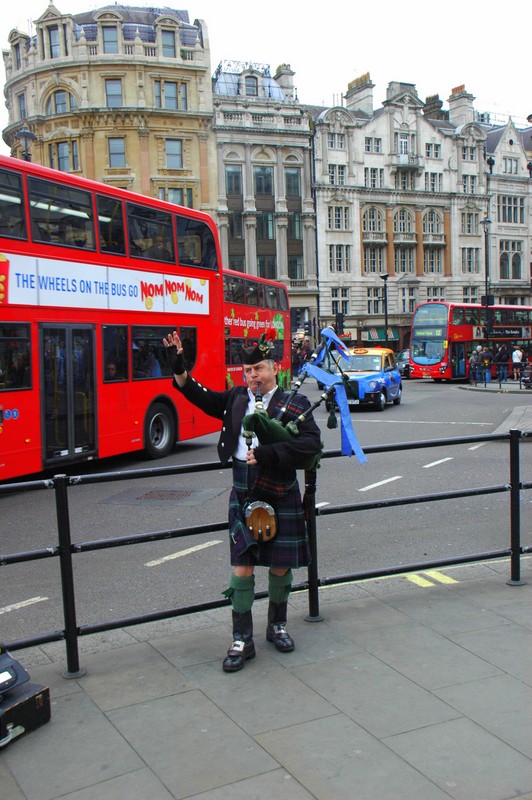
left=2, top=8, right=531, bottom=345
left=309, top=76, right=531, bottom=347
left=2, top=4, right=217, bottom=212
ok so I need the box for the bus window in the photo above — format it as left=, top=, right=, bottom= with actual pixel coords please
left=28, top=177, right=95, bottom=249
left=0, top=169, right=27, bottom=239
left=451, top=308, right=464, bottom=325
left=245, top=280, right=259, bottom=306
left=179, top=326, right=197, bottom=372
left=0, top=323, right=31, bottom=389
left=103, top=324, right=129, bottom=381
left=97, top=195, right=126, bottom=255
left=176, top=216, right=218, bottom=269
left=127, top=203, right=174, bottom=261
left=465, top=308, right=479, bottom=324
left=226, top=276, right=245, bottom=304
left=264, top=286, right=277, bottom=310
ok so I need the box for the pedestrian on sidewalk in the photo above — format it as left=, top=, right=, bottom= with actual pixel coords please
left=512, top=345, right=523, bottom=381
left=163, top=328, right=322, bottom=673
left=494, top=344, right=509, bottom=382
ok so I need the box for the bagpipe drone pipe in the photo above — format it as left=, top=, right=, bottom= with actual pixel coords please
left=241, top=327, right=367, bottom=466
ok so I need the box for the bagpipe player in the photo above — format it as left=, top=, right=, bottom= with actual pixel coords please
left=163, top=328, right=322, bottom=673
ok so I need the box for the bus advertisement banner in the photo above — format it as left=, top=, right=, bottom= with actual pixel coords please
left=2, top=253, right=210, bottom=315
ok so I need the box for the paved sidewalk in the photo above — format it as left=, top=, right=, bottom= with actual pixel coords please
left=1, top=557, right=531, bottom=800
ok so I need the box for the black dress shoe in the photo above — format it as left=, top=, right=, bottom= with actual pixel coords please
left=222, top=638, right=256, bottom=672
left=266, top=622, right=295, bottom=652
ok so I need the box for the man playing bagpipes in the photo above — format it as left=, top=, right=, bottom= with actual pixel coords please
left=163, top=327, right=322, bottom=672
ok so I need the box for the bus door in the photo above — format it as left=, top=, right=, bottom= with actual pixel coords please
left=450, top=342, right=466, bottom=378
left=40, top=325, right=96, bottom=466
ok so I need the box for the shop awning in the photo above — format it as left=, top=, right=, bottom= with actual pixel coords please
left=361, top=326, right=399, bottom=342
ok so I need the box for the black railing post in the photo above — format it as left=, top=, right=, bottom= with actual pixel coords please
left=507, top=430, right=524, bottom=586
left=54, top=474, right=86, bottom=677
left=304, top=469, right=323, bottom=621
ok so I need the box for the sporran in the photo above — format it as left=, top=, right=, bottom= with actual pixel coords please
left=244, top=501, right=277, bottom=542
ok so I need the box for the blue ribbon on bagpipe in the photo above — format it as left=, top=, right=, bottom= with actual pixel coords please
left=299, top=328, right=367, bottom=464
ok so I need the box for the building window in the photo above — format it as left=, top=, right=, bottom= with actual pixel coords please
left=424, top=248, right=442, bottom=273
left=48, top=26, right=60, bottom=58
left=225, top=165, right=242, bottom=195
left=401, top=287, right=417, bottom=313
left=427, top=287, right=445, bottom=301
left=328, top=244, right=350, bottom=272
left=461, top=146, right=476, bottom=161
left=460, top=247, right=480, bottom=273
left=288, top=256, right=304, bottom=280
left=395, top=171, right=415, bottom=190
left=14, top=43, right=21, bottom=70
left=364, top=246, right=384, bottom=273
left=256, top=211, right=276, bottom=240
left=257, top=255, right=276, bottom=280
left=395, top=132, right=415, bottom=155
left=423, top=210, right=442, bottom=233
left=254, top=166, right=273, bottom=195
left=328, top=133, right=345, bottom=149
left=102, top=26, right=119, bottom=54
left=500, top=241, right=522, bottom=279
left=157, top=187, right=192, bottom=206
left=424, top=172, right=442, bottom=192
left=161, top=30, right=176, bottom=57
left=497, top=196, right=524, bottom=224
left=105, top=79, right=122, bottom=108
left=165, top=139, right=183, bottom=169
left=228, top=211, right=243, bottom=239
left=362, top=207, right=384, bottom=232
left=395, top=247, right=415, bottom=273
left=461, top=211, right=479, bottom=234
left=367, top=287, right=382, bottom=315
left=502, top=157, right=518, bottom=175
left=364, top=167, right=384, bottom=188
left=49, top=140, right=79, bottom=172
left=245, top=76, right=258, bottom=96
left=108, top=137, right=125, bottom=168
left=394, top=209, right=414, bottom=233
left=328, top=206, right=350, bottom=230
left=463, top=287, right=478, bottom=303
left=45, top=90, right=77, bottom=115
left=154, top=80, right=187, bottom=110
left=425, top=143, right=441, bottom=158
left=285, top=168, right=301, bottom=196
left=287, top=212, right=302, bottom=239
left=365, top=137, right=381, bottom=153
left=331, top=287, right=349, bottom=315
left=462, top=175, right=477, bottom=194
left=328, top=164, right=346, bottom=185
left=17, top=93, right=26, bottom=120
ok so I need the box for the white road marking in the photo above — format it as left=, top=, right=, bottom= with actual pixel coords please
left=315, top=501, right=330, bottom=508
left=358, top=476, right=402, bottom=492
left=144, top=539, right=222, bottom=567
left=0, top=597, right=48, bottom=615
left=468, top=443, right=487, bottom=450
left=423, top=457, right=453, bottom=469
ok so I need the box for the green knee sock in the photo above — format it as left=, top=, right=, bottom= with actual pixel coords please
left=268, top=570, right=292, bottom=604
left=222, top=574, right=255, bottom=613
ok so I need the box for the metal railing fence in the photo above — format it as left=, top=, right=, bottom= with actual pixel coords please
left=1, top=428, right=530, bottom=677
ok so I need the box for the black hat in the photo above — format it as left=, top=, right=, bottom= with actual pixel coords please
left=240, top=328, right=277, bottom=365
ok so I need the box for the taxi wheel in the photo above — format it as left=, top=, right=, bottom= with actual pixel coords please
left=375, top=391, right=387, bottom=411
left=393, top=388, right=402, bottom=405
left=144, top=402, right=176, bottom=458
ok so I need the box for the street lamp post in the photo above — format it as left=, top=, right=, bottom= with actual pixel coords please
left=379, top=274, right=389, bottom=346
left=15, top=125, right=37, bottom=162
left=479, top=215, right=492, bottom=355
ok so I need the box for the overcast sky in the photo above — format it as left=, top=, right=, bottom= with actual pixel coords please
left=1, top=1, right=530, bottom=156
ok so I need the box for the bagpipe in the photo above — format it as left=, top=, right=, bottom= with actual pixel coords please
left=241, top=327, right=367, bottom=466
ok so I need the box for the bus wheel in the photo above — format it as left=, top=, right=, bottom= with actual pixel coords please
left=375, top=391, right=387, bottom=411
left=144, top=402, right=176, bottom=459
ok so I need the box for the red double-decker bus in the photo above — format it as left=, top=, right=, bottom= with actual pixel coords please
left=409, top=301, right=532, bottom=381
left=0, top=156, right=225, bottom=482
left=223, top=268, right=291, bottom=389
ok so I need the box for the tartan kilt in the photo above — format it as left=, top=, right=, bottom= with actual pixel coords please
left=229, top=462, right=310, bottom=568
